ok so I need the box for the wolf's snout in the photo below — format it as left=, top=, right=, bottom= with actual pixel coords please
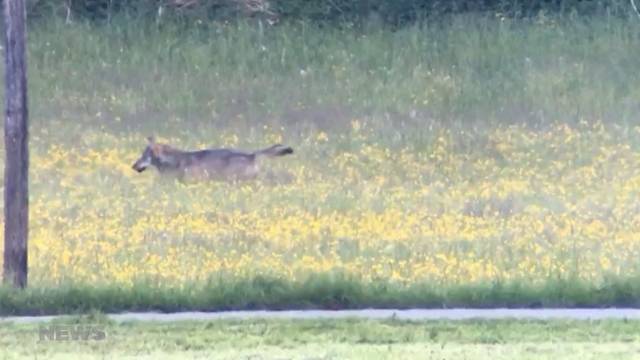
left=132, top=161, right=147, bottom=172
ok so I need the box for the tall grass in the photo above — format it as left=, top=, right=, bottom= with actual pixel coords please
left=26, top=13, right=640, bottom=143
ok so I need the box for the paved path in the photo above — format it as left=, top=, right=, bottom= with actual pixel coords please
left=2, top=308, right=640, bottom=323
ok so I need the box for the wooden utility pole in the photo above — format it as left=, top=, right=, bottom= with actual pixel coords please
left=3, top=0, right=29, bottom=288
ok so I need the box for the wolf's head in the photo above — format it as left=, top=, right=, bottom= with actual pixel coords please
left=132, top=137, right=163, bottom=173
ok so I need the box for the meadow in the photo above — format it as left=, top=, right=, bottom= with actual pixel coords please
left=2, top=13, right=640, bottom=312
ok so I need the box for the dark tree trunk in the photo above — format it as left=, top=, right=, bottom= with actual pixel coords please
left=3, top=0, right=29, bottom=288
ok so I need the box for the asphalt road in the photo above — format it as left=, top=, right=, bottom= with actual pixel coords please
left=2, top=308, right=640, bottom=323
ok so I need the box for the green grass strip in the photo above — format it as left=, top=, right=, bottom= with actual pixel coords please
left=2, top=274, right=640, bottom=315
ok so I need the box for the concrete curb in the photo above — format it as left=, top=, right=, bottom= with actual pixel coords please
left=3, top=308, right=640, bottom=323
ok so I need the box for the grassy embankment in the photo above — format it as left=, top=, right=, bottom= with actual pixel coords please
left=2, top=316, right=640, bottom=359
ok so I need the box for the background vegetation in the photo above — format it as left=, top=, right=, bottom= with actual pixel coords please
left=25, top=0, right=636, bottom=25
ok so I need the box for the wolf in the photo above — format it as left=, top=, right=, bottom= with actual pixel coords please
left=132, top=137, right=294, bottom=182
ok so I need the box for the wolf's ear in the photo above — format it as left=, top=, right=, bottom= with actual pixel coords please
left=150, top=143, right=162, bottom=156
left=147, top=136, right=156, bottom=144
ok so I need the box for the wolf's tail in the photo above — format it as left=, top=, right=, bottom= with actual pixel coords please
left=254, top=144, right=294, bottom=158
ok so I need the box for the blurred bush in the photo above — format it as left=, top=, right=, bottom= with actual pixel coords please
left=25, top=0, right=632, bottom=25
